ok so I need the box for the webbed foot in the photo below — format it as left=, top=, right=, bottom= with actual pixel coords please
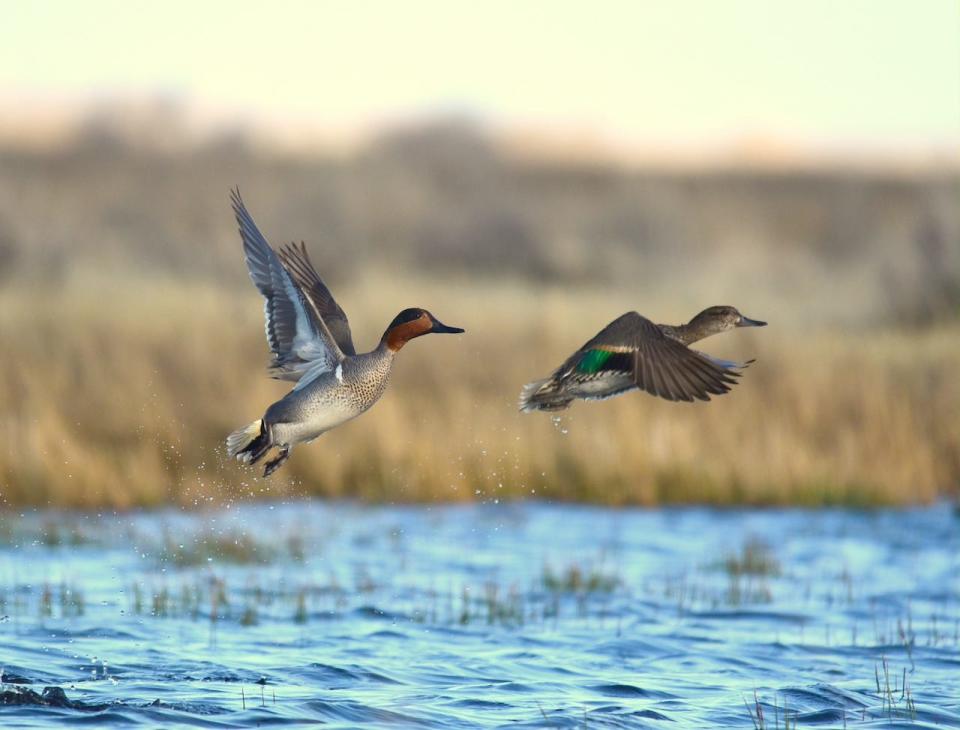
left=262, top=445, right=290, bottom=477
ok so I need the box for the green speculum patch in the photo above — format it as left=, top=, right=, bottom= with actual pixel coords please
left=577, top=348, right=613, bottom=374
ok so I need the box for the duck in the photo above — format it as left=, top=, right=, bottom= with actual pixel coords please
left=225, top=189, right=464, bottom=476
left=519, top=306, right=766, bottom=412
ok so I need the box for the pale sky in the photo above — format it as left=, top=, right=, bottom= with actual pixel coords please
left=2, top=0, right=958, bottom=157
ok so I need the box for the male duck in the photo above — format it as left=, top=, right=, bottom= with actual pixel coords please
left=226, top=190, right=464, bottom=476
left=520, top=306, right=766, bottom=412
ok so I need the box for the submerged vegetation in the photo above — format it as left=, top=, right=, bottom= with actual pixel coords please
left=721, top=538, right=781, bottom=578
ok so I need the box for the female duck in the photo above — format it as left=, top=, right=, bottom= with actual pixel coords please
left=226, top=190, right=463, bottom=476
left=520, top=306, right=766, bottom=412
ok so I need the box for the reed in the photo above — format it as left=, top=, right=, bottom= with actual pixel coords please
left=0, top=269, right=957, bottom=508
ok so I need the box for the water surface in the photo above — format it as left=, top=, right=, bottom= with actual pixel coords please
left=1, top=502, right=957, bottom=727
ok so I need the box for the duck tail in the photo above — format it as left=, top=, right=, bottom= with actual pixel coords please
left=519, top=377, right=573, bottom=413
left=226, top=419, right=271, bottom=464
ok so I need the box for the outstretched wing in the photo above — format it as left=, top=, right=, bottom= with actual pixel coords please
left=277, top=241, right=356, bottom=356
left=230, top=188, right=344, bottom=381
left=557, top=312, right=743, bottom=402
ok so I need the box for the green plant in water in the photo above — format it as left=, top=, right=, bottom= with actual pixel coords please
left=239, top=603, right=258, bottom=626
left=543, top=562, right=619, bottom=594
left=293, top=589, right=307, bottom=624
left=723, top=538, right=781, bottom=577
left=744, top=691, right=798, bottom=730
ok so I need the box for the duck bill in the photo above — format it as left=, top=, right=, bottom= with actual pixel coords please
left=430, top=316, right=465, bottom=334
left=738, top=315, right=767, bottom=327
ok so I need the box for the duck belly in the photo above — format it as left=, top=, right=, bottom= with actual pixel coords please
left=270, top=405, right=360, bottom=445
left=266, top=383, right=368, bottom=446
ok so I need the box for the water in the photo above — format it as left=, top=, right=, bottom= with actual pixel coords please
left=1, top=502, right=958, bottom=728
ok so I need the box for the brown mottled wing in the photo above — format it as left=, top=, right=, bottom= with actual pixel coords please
left=559, top=312, right=741, bottom=402
left=277, top=241, right=356, bottom=356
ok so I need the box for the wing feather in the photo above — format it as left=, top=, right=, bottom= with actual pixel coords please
left=573, top=311, right=749, bottom=402
left=662, top=352, right=695, bottom=402
left=672, top=356, right=716, bottom=401
left=230, top=189, right=343, bottom=380
left=277, top=241, right=356, bottom=356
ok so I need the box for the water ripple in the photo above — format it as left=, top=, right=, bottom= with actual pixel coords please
left=0, top=502, right=957, bottom=728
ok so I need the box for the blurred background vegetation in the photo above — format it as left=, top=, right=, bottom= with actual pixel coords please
left=0, top=115, right=957, bottom=508
left=1, top=1, right=957, bottom=508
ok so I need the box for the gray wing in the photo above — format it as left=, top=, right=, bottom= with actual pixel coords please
left=277, top=241, right=356, bottom=356
left=558, top=311, right=743, bottom=402
left=230, top=188, right=344, bottom=380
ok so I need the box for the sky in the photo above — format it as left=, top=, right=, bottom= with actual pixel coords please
left=2, top=0, right=958, bottom=159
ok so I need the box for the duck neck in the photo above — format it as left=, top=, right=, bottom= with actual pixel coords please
left=377, top=336, right=401, bottom=356
left=384, top=330, right=411, bottom=353
left=382, top=318, right=432, bottom=352
left=660, top=320, right=715, bottom=346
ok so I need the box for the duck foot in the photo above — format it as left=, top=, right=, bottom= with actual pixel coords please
left=262, top=446, right=290, bottom=477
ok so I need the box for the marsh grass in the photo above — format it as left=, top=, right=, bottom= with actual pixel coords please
left=0, top=581, right=85, bottom=622
left=156, top=529, right=277, bottom=567
left=748, top=660, right=922, bottom=730
left=875, top=657, right=918, bottom=722
left=542, top=562, right=620, bottom=594
left=658, top=539, right=782, bottom=611
left=1, top=133, right=958, bottom=508
left=114, top=556, right=625, bottom=631
left=4, top=523, right=957, bottom=668
left=0, top=270, right=958, bottom=508
left=0, top=515, right=103, bottom=548
left=745, top=691, right=799, bottom=730
left=721, top=538, right=781, bottom=578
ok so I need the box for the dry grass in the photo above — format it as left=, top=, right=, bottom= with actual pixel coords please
left=0, top=268, right=957, bottom=509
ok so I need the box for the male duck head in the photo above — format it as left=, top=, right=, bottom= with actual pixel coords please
left=384, top=308, right=464, bottom=351
left=687, top=305, right=767, bottom=336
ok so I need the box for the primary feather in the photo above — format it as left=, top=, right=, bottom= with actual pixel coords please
left=230, top=188, right=344, bottom=381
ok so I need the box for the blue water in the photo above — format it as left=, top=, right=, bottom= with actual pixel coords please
left=0, top=502, right=958, bottom=728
